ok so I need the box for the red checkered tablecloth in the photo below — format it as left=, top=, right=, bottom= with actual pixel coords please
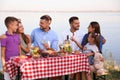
left=6, top=60, right=18, bottom=80
left=6, top=54, right=90, bottom=80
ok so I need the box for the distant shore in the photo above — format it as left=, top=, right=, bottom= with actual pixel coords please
left=0, top=10, right=120, bottom=13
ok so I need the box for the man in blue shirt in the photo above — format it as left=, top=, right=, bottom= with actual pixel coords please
left=31, top=15, right=58, bottom=51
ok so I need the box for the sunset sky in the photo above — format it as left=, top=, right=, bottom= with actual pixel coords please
left=0, top=0, right=120, bottom=11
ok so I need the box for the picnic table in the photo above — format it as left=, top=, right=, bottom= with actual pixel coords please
left=6, top=54, right=90, bottom=80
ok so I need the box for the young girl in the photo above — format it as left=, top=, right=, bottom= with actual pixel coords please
left=84, top=33, right=107, bottom=76
left=71, top=32, right=101, bottom=80
left=17, top=19, right=31, bottom=55
left=83, top=32, right=101, bottom=80
left=81, top=21, right=106, bottom=53
left=83, top=32, right=100, bottom=62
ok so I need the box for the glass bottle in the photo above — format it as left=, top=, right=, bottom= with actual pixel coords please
left=63, top=35, right=72, bottom=53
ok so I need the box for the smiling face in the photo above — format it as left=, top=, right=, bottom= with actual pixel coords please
left=88, top=24, right=95, bottom=33
left=17, top=22, right=24, bottom=33
left=70, top=19, right=80, bottom=30
left=9, top=21, right=19, bottom=33
left=88, top=33, right=95, bottom=44
left=39, top=19, right=50, bottom=30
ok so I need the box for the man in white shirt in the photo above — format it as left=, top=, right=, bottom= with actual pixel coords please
left=60, top=16, right=84, bottom=80
left=60, top=16, right=84, bottom=52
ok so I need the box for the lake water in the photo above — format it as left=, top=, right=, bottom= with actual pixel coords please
left=0, top=12, right=120, bottom=70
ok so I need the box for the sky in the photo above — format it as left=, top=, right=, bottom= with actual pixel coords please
left=0, top=0, right=120, bottom=66
left=0, top=0, right=120, bottom=11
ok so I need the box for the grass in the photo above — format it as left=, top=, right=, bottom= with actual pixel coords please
left=103, top=51, right=120, bottom=80
left=0, top=71, right=4, bottom=80
left=107, top=70, right=120, bottom=80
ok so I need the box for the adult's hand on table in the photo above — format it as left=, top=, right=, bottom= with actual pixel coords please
left=83, top=47, right=87, bottom=51
left=43, top=43, right=49, bottom=49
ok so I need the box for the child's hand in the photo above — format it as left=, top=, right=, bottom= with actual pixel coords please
left=83, top=47, right=87, bottom=51
left=86, top=53, right=91, bottom=57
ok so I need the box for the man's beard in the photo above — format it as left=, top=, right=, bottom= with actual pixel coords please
left=73, top=26, right=79, bottom=30
left=40, top=26, right=46, bottom=30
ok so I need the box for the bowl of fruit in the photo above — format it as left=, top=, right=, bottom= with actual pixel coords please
left=31, top=47, right=41, bottom=58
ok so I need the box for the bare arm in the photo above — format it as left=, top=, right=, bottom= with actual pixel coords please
left=71, top=36, right=83, bottom=49
left=21, top=35, right=31, bottom=53
left=1, top=47, right=6, bottom=71
left=102, top=38, right=106, bottom=44
left=0, top=34, right=7, bottom=40
left=86, top=52, right=94, bottom=57
left=74, top=40, right=83, bottom=49
left=19, top=44, right=22, bottom=56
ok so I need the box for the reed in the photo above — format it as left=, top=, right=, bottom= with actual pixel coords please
left=103, top=50, right=120, bottom=80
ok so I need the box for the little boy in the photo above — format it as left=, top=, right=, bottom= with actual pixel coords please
left=1, top=16, right=21, bottom=80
